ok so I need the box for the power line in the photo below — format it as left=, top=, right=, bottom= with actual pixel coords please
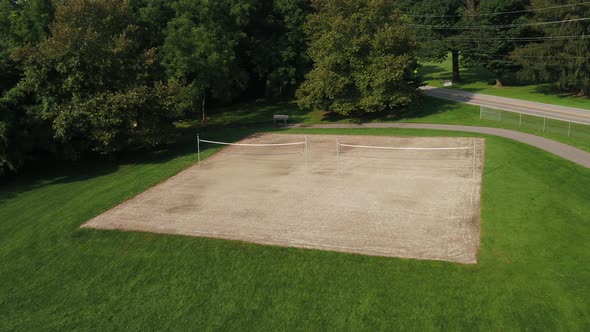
left=405, top=2, right=590, bottom=18
left=464, top=53, right=589, bottom=60
left=406, top=17, right=590, bottom=29
left=417, top=35, right=590, bottom=41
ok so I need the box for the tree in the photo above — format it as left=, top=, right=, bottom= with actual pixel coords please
left=296, top=0, right=421, bottom=115
left=18, top=0, right=182, bottom=157
left=0, top=0, right=53, bottom=92
left=512, top=0, right=590, bottom=96
left=162, top=0, right=250, bottom=122
left=0, top=0, right=54, bottom=174
left=401, top=0, right=464, bottom=82
left=460, top=0, right=529, bottom=87
left=267, top=0, right=311, bottom=97
left=234, top=0, right=311, bottom=99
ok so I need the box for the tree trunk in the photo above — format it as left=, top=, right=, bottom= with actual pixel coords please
left=495, top=76, right=503, bottom=88
left=558, top=67, right=568, bottom=91
left=451, top=50, right=460, bottom=83
left=201, top=93, right=206, bottom=123
left=578, top=78, right=590, bottom=97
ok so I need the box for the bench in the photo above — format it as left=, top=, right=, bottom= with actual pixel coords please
left=443, top=80, right=453, bottom=87
left=273, top=114, right=290, bottom=125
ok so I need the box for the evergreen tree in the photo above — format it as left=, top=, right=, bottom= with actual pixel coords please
left=460, top=0, right=529, bottom=87
left=402, top=0, right=465, bottom=82
left=512, top=0, right=590, bottom=96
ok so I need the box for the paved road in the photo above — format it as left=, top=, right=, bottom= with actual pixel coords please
left=290, top=123, right=590, bottom=168
left=422, top=86, right=590, bottom=125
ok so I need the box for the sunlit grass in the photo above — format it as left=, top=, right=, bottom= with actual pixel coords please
left=420, top=56, right=590, bottom=110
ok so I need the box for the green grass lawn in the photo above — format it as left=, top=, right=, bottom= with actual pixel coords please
left=420, top=56, right=590, bottom=110
left=1, top=127, right=589, bottom=330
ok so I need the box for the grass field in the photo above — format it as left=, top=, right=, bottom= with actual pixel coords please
left=420, top=56, right=590, bottom=110
left=1, top=127, right=589, bottom=330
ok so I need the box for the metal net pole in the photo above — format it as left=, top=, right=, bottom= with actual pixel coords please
left=305, top=136, right=309, bottom=170
left=197, top=133, right=201, bottom=167
left=543, top=117, right=546, bottom=132
left=336, top=138, right=340, bottom=173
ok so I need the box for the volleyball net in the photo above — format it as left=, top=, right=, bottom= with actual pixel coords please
left=336, top=139, right=476, bottom=173
left=197, top=134, right=308, bottom=167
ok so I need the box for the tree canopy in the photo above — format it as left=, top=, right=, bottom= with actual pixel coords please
left=402, top=0, right=464, bottom=82
left=0, top=0, right=312, bottom=174
left=296, top=0, right=421, bottom=115
left=460, top=0, right=529, bottom=87
left=17, top=0, right=183, bottom=156
left=511, top=0, right=590, bottom=96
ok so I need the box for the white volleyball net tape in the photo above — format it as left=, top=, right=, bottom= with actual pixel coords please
left=336, top=140, right=475, bottom=173
left=197, top=135, right=308, bottom=168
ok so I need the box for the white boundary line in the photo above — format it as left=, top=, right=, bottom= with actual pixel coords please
left=338, top=143, right=472, bottom=150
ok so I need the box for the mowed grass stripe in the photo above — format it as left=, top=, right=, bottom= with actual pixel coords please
left=0, top=128, right=589, bottom=330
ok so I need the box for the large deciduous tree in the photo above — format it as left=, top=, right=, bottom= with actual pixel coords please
left=0, top=0, right=53, bottom=174
left=236, top=0, right=310, bottom=99
left=18, top=0, right=182, bottom=157
left=296, top=0, right=421, bottom=115
left=162, top=0, right=250, bottom=122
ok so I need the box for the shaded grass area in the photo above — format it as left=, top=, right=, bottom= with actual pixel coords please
left=176, top=100, right=316, bottom=129
left=420, top=56, right=590, bottom=110
left=1, top=127, right=589, bottom=330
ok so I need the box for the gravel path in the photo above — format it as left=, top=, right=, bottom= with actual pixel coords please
left=290, top=123, right=590, bottom=168
left=422, top=86, right=590, bottom=124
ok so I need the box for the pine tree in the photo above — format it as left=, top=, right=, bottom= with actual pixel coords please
left=512, top=0, right=590, bottom=96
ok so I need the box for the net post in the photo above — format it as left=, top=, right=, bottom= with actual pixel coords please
left=543, top=117, right=546, bottom=132
left=336, top=138, right=340, bottom=174
left=197, top=133, right=201, bottom=167
left=472, top=138, right=476, bottom=169
left=498, top=109, right=501, bottom=122
left=305, top=136, right=309, bottom=170
left=568, top=121, right=571, bottom=137
left=519, top=113, right=522, bottom=128
left=480, top=105, right=482, bottom=120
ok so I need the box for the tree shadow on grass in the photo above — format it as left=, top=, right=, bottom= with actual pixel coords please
left=0, top=160, right=120, bottom=205
left=420, top=64, right=447, bottom=78
left=186, top=100, right=310, bottom=127
left=533, top=84, right=590, bottom=102
left=0, top=126, right=268, bottom=206
left=387, top=97, right=463, bottom=121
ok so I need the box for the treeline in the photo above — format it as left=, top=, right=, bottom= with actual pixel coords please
left=0, top=0, right=309, bottom=174
left=404, top=0, right=590, bottom=93
left=1, top=0, right=589, bottom=175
